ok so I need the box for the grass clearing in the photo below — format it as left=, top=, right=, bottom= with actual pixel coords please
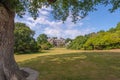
left=18, top=48, right=120, bottom=80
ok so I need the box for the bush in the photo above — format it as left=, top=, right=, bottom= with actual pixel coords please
left=40, top=42, right=53, bottom=50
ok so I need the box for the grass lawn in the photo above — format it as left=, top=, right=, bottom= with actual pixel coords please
left=15, top=48, right=82, bottom=62
left=17, top=48, right=120, bottom=80
left=15, top=48, right=120, bottom=62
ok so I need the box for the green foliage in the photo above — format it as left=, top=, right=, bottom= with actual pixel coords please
left=68, top=22, right=120, bottom=50
left=37, top=34, right=52, bottom=50
left=85, top=24, right=120, bottom=50
left=84, top=32, right=106, bottom=50
left=65, top=38, right=72, bottom=43
left=40, top=42, right=52, bottom=50
left=116, top=22, right=120, bottom=30
left=14, top=22, right=39, bottom=53
left=1, top=0, right=120, bottom=22
left=108, top=27, right=116, bottom=33
left=37, top=34, right=48, bottom=44
left=67, top=35, right=88, bottom=50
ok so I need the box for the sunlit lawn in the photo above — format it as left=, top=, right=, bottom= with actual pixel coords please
left=15, top=48, right=120, bottom=62
left=15, top=48, right=88, bottom=62
left=17, top=48, right=120, bottom=80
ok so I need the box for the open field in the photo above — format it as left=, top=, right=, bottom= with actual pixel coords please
left=17, top=48, right=120, bottom=80
left=15, top=48, right=84, bottom=62
left=15, top=48, right=120, bottom=62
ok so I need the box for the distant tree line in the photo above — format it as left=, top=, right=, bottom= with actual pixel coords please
left=14, top=22, right=71, bottom=54
left=67, top=22, right=120, bottom=50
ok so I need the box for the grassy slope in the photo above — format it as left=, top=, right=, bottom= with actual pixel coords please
left=18, top=48, right=120, bottom=80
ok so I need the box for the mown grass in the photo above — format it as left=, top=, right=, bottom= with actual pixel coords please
left=19, top=50, right=120, bottom=80
left=15, top=48, right=120, bottom=62
left=15, top=48, right=91, bottom=62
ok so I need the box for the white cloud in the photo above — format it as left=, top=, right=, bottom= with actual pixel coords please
left=44, top=27, right=62, bottom=37
left=15, top=7, right=93, bottom=39
left=64, top=29, right=82, bottom=38
left=39, top=10, right=49, bottom=15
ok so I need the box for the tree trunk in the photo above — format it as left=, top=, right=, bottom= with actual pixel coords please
left=0, top=4, right=27, bottom=80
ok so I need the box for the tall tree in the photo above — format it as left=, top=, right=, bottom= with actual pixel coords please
left=37, top=34, right=52, bottom=50
left=14, top=22, right=38, bottom=53
left=0, top=0, right=120, bottom=80
left=37, top=34, right=48, bottom=44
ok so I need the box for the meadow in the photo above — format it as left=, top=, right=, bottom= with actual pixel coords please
left=16, top=48, right=120, bottom=80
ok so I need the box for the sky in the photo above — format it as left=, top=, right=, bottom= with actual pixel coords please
left=15, top=5, right=120, bottom=39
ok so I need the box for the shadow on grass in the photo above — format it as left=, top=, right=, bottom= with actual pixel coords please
left=19, top=52, right=120, bottom=80
left=15, top=51, right=47, bottom=55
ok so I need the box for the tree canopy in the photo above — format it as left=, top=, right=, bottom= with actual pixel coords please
left=37, top=34, right=52, bottom=50
left=14, top=22, right=39, bottom=53
left=1, top=0, right=120, bottom=22
left=67, top=22, right=120, bottom=50
left=37, top=34, right=48, bottom=44
left=67, top=36, right=88, bottom=50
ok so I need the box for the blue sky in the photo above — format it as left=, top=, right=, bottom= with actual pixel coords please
left=15, top=5, right=120, bottom=39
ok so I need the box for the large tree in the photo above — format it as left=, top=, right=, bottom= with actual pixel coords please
left=37, top=34, right=48, bottom=45
left=14, top=22, right=38, bottom=53
left=37, top=34, right=52, bottom=50
left=0, top=0, right=119, bottom=80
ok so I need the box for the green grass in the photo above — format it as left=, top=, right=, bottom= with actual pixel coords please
left=15, top=48, right=83, bottom=62
left=19, top=50, right=120, bottom=80
left=15, top=48, right=120, bottom=62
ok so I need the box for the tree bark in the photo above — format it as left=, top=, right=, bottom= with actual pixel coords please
left=0, top=3, right=27, bottom=80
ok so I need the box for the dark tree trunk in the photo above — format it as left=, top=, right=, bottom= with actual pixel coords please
left=0, top=3, right=27, bottom=80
